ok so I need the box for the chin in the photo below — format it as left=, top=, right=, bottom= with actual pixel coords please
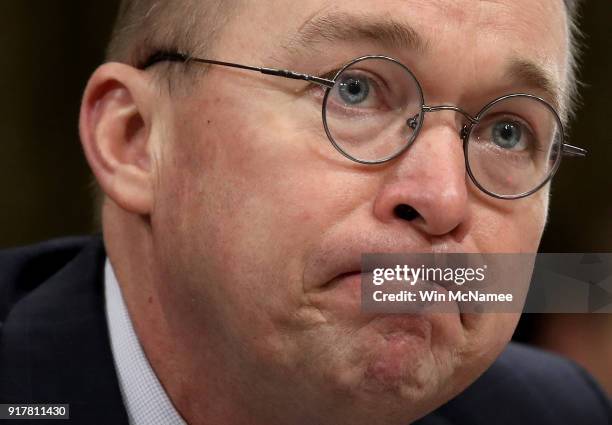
left=324, top=324, right=453, bottom=406
left=326, top=349, right=456, bottom=425
left=361, top=333, right=434, bottom=391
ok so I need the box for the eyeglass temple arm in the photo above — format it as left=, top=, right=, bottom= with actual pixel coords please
left=141, top=52, right=335, bottom=88
left=562, top=143, right=587, bottom=157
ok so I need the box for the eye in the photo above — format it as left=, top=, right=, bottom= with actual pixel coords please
left=337, top=75, right=370, bottom=105
left=328, top=70, right=389, bottom=112
left=491, top=120, right=527, bottom=150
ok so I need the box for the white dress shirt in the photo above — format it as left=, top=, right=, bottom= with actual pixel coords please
left=104, top=260, right=187, bottom=425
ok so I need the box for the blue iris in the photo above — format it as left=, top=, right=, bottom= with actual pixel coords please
left=338, top=76, right=370, bottom=105
left=492, top=121, right=523, bottom=149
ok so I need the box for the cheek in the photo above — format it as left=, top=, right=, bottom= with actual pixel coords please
left=180, top=98, right=362, bottom=259
left=451, top=312, right=520, bottom=393
left=513, top=194, right=549, bottom=249
left=453, top=195, right=548, bottom=366
left=472, top=191, right=548, bottom=253
left=153, top=95, right=361, bottom=329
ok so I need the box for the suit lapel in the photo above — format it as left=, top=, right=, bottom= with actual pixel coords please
left=0, top=237, right=129, bottom=424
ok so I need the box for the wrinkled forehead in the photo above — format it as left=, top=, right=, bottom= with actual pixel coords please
left=216, top=0, right=569, bottom=112
left=223, top=0, right=569, bottom=63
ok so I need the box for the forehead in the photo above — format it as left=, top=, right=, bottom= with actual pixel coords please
left=226, top=0, right=567, bottom=53
left=216, top=0, right=569, bottom=105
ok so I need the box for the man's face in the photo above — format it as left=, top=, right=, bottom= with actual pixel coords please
left=148, top=0, right=567, bottom=422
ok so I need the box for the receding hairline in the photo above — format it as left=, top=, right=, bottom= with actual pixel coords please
left=106, top=0, right=581, bottom=64
left=105, top=0, right=582, bottom=119
left=105, top=0, right=239, bottom=67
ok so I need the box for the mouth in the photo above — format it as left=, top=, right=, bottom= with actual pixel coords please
left=304, top=263, right=470, bottom=357
left=325, top=269, right=371, bottom=290
left=326, top=265, right=456, bottom=293
left=317, top=266, right=473, bottom=332
left=318, top=271, right=436, bottom=333
left=322, top=270, right=365, bottom=299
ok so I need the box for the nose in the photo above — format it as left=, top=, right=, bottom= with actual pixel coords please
left=373, top=122, right=469, bottom=237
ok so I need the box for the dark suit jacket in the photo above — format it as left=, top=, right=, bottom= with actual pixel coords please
left=1, top=237, right=610, bottom=424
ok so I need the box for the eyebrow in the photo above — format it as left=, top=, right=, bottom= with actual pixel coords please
left=281, top=11, right=564, bottom=116
left=283, top=11, right=427, bottom=55
left=505, top=58, right=563, bottom=112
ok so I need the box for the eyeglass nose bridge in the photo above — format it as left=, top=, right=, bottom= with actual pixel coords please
left=407, top=104, right=479, bottom=141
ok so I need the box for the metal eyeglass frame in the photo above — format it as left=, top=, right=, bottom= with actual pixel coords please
left=142, top=52, right=587, bottom=200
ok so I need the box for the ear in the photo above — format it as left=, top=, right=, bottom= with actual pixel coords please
left=79, top=62, right=157, bottom=215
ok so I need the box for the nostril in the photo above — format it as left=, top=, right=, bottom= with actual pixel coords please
left=394, top=204, right=420, bottom=221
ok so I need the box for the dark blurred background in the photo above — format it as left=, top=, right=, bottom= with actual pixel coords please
left=1, top=0, right=610, bottom=395
left=1, top=1, right=117, bottom=246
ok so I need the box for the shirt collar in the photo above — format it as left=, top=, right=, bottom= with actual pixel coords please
left=104, top=259, right=187, bottom=425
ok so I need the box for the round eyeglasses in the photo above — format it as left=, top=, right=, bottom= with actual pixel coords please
left=142, top=52, right=587, bottom=200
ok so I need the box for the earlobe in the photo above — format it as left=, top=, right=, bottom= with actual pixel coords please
left=79, top=62, right=156, bottom=215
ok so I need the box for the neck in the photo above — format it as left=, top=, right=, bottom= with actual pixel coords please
left=102, top=201, right=292, bottom=425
